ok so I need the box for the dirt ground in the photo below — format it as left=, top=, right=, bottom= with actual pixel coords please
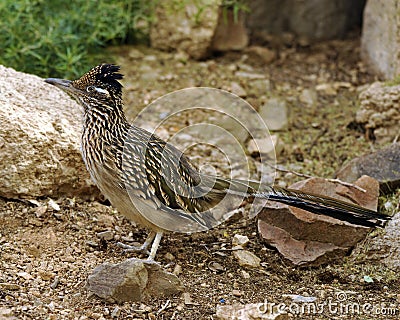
left=1, top=33, right=399, bottom=319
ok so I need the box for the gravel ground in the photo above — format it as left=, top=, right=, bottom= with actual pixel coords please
left=1, top=34, right=399, bottom=319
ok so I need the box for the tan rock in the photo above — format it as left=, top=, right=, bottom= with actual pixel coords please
left=86, top=259, right=183, bottom=302
left=356, top=82, right=400, bottom=143
left=247, top=135, right=282, bottom=158
left=0, top=65, right=100, bottom=200
left=232, top=234, right=249, bottom=247
left=361, top=0, right=400, bottom=78
left=233, top=249, right=261, bottom=268
left=150, top=0, right=220, bottom=59
left=258, top=97, right=288, bottom=131
left=212, top=8, right=248, bottom=51
left=246, top=46, right=276, bottom=64
left=230, top=81, right=247, bottom=97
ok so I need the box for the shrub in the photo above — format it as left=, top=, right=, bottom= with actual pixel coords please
left=0, top=0, right=154, bottom=78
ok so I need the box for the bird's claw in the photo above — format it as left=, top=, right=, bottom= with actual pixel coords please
left=116, top=242, right=150, bottom=255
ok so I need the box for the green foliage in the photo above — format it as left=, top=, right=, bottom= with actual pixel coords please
left=221, top=0, right=249, bottom=23
left=385, top=75, right=400, bottom=86
left=0, top=0, right=155, bottom=78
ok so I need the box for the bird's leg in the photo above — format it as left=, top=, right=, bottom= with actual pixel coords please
left=147, top=232, right=163, bottom=261
left=117, top=231, right=156, bottom=254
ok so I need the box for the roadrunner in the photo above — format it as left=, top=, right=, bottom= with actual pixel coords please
left=45, top=64, right=390, bottom=260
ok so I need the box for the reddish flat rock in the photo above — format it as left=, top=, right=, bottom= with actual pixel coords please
left=258, top=176, right=379, bottom=266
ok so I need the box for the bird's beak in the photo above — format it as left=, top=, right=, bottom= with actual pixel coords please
left=45, top=78, right=81, bottom=96
left=45, top=78, right=72, bottom=88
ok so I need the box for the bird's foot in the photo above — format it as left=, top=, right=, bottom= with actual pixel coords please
left=116, top=231, right=163, bottom=261
left=116, top=231, right=157, bottom=256
left=116, top=242, right=150, bottom=255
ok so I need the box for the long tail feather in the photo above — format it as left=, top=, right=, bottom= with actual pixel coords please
left=254, top=187, right=390, bottom=228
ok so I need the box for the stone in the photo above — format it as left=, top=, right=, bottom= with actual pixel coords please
left=258, top=176, right=379, bottom=266
left=235, top=71, right=266, bottom=80
left=0, top=283, right=20, bottom=291
left=183, top=292, right=196, bottom=305
left=232, top=234, right=249, bottom=247
left=0, top=65, right=100, bottom=200
left=233, top=249, right=261, bottom=268
left=150, top=0, right=220, bottom=60
left=86, top=259, right=183, bottom=303
left=258, top=98, right=288, bottom=131
left=355, top=82, right=400, bottom=143
left=247, top=135, right=282, bottom=159
left=351, top=209, right=400, bottom=270
left=335, top=143, right=400, bottom=194
left=230, top=81, right=247, bottom=97
left=0, top=308, right=14, bottom=317
left=315, top=83, right=337, bottom=96
left=246, top=46, right=276, bottom=64
left=96, top=230, right=114, bottom=241
left=246, top=0, right=365, bottom=42
left=249, top=79, right=271, bottom=97
left=299, top=88, right=317, bottom=106
left=211, top=8, right=248, bottom=51
left=216, top=303, right=288, bottom=320
left=232, top=289, right=242, bottom=296
left=361, top=0, right=400, bottom=78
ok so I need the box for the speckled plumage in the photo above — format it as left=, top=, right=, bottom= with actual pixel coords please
left=45, top=64, right=390, bottom=260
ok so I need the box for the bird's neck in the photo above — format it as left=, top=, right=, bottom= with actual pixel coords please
left=82, top=103, right=130, bottom=143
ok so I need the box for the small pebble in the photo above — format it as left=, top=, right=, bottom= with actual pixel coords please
left=232, top=234, right=249, bottom=247
left=208, top=261, right=224, bottom=273
left=35, top=206, right=47, bottom=217
left=17, top=272, right=32, bottom=280
left=232, top=289, right=242, bottom=297
left=48, top=199, right=60, bottom=211
left=183, top=292, right=194, bottom=305
left=233, top=250, right=261, bottom=268
left=230, top=81, right=247, bottom=97
left=50, top=276, right=60, bottom=289
left=173, top=264, right=182, bottom=276
left=164, top=252, right=175, bottom=261
left=47, top=301, right=55, bottom=312
left=0, top=283, right=20, bottom=290
left=96, top=230, right=114, bottom=241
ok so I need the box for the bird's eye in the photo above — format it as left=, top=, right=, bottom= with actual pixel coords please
left=86, top=86, right=108, bottom=95
left=86, top=86, right=96, bottom=93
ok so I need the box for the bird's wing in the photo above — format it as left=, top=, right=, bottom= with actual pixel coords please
left=115, top=127, right=241, bottom=232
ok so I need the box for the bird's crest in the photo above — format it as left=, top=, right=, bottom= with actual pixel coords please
left=74, top=64, right=123, bottom=94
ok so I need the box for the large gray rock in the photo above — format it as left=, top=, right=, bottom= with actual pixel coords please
left=0, top=65, right=100, bottom=200
left=86, top=259, right=183, bottom=302
left=150, top=0, right=221, bottom=59
left=336, top=143, right=400, bottom=194
left=361, top=0, right=400, bottom=79
left=247, top=0, right=365, bottom=42
left=355, top=82, right=400, bottom=144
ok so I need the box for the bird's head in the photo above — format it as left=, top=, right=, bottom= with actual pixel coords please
left=45, top=64, right=123, bottom=113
